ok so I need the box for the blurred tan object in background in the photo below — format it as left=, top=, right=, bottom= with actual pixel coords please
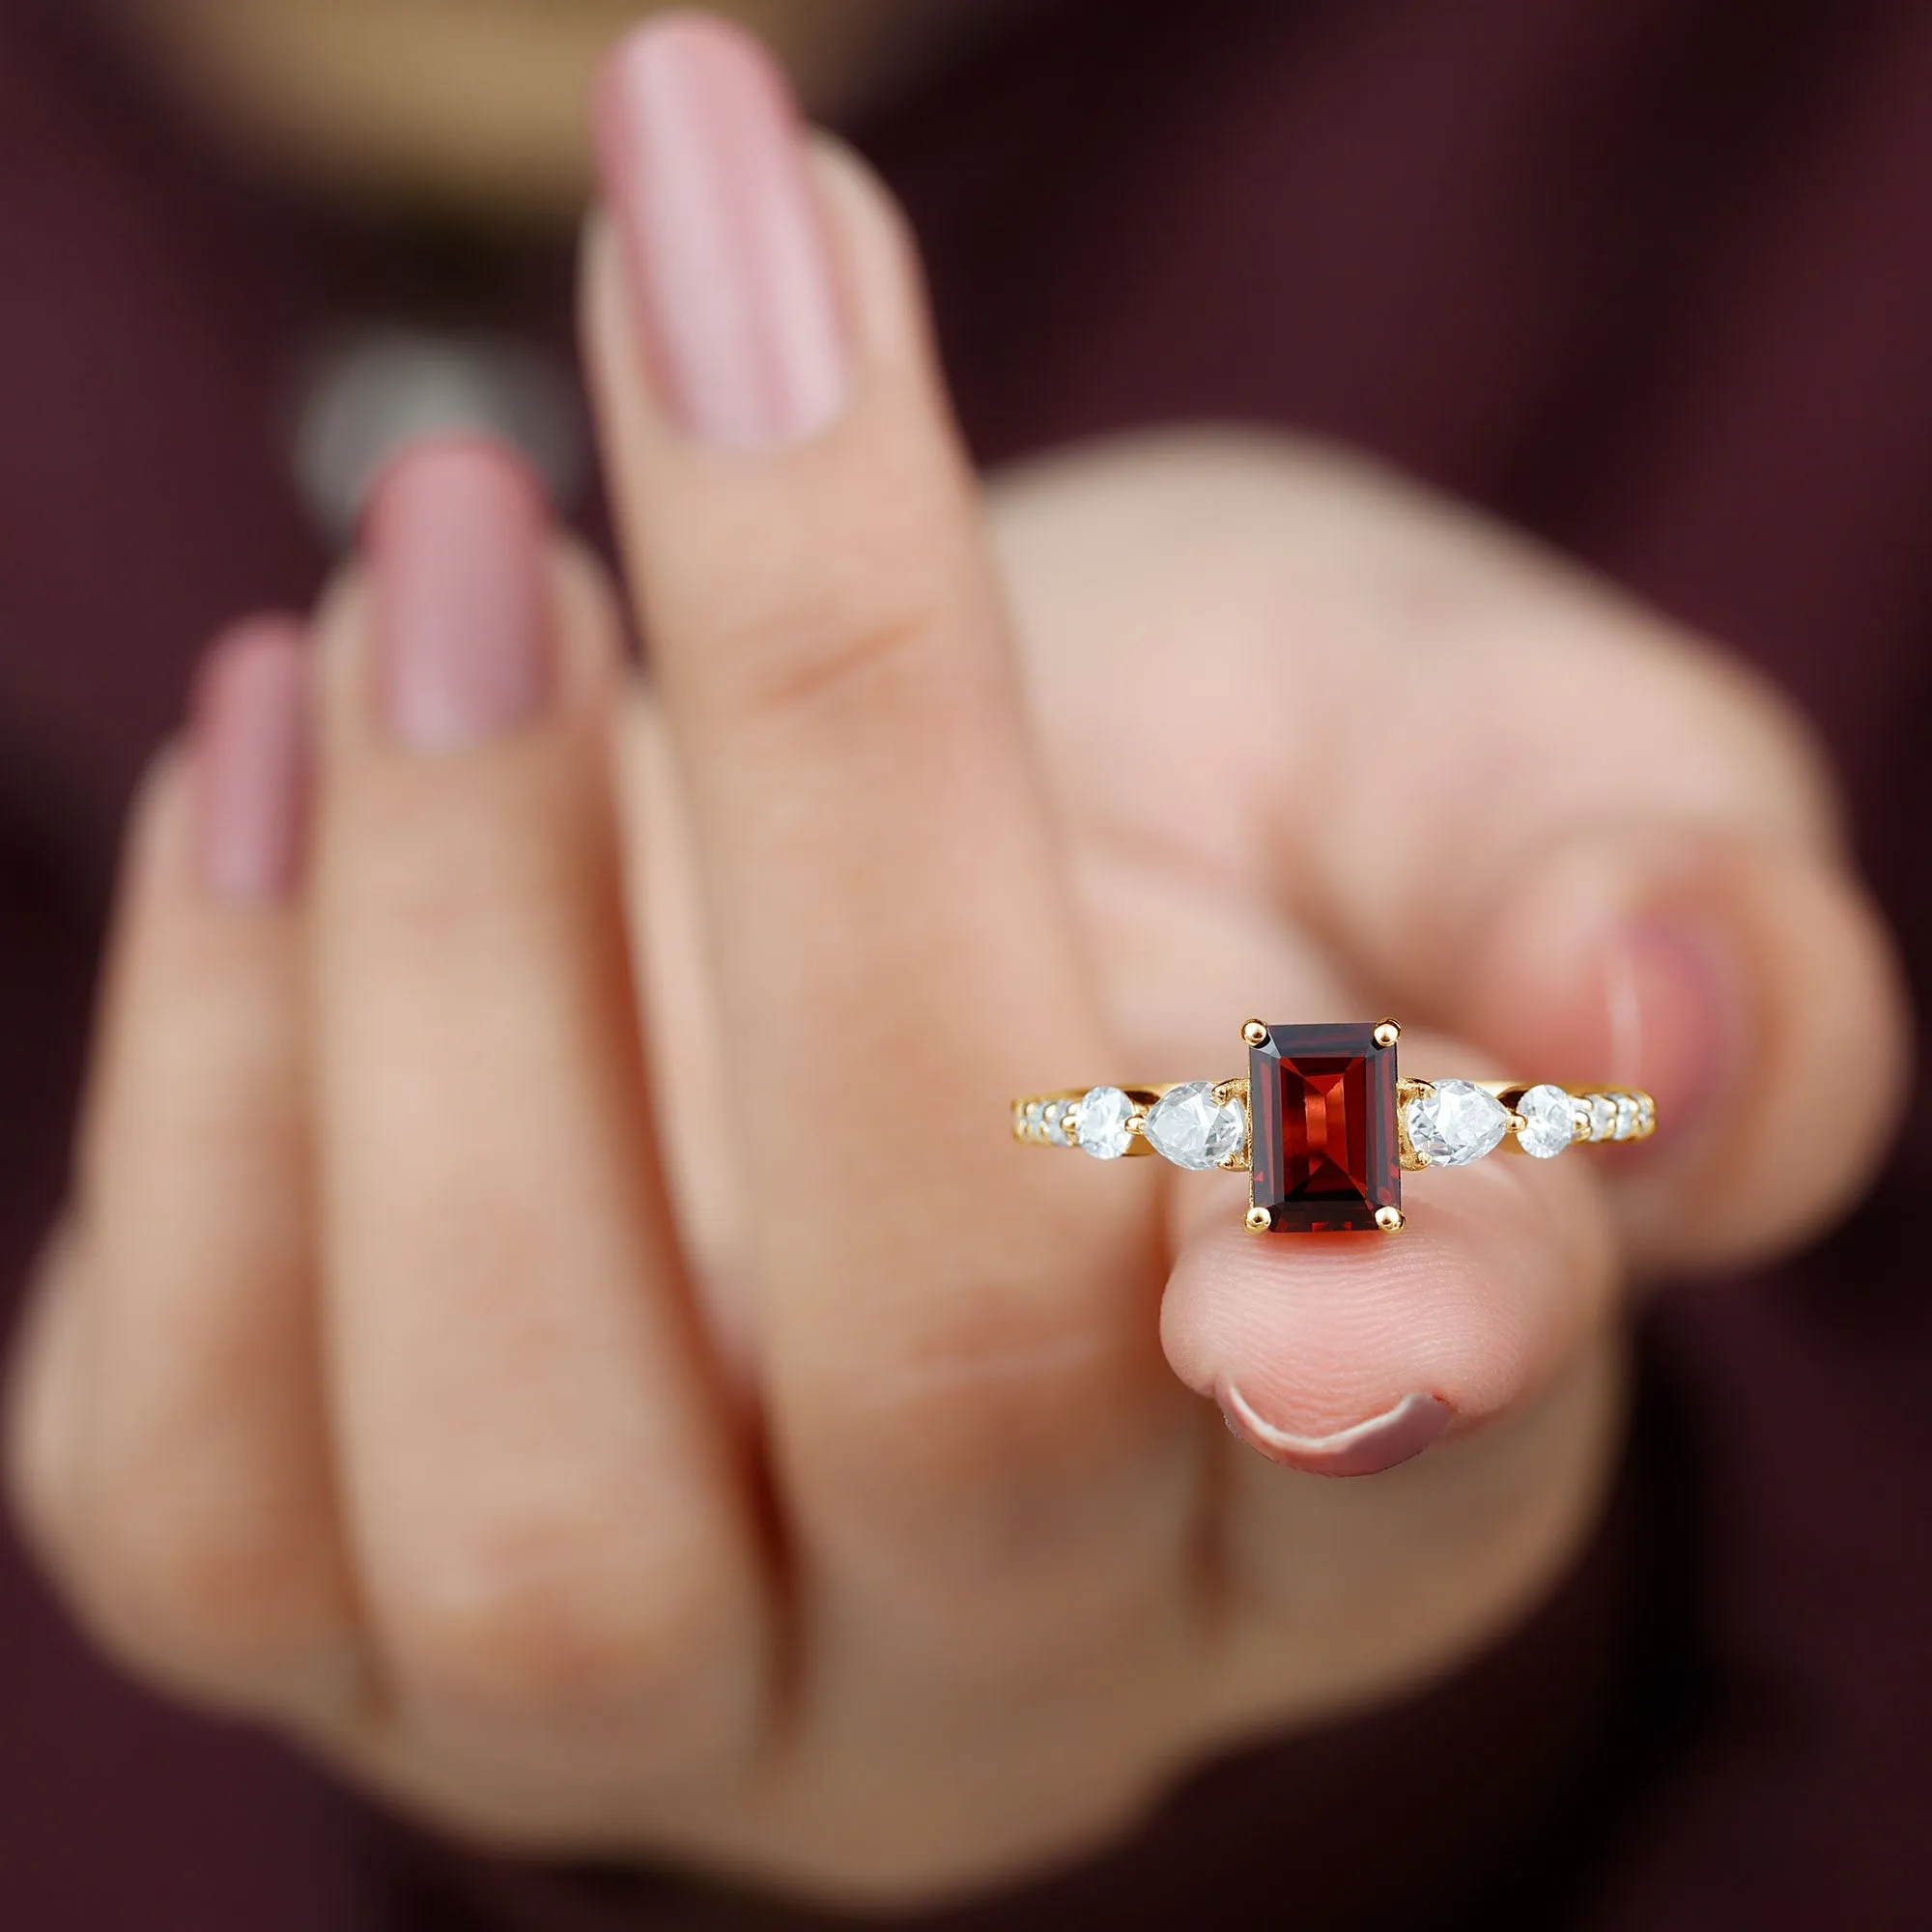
left=116, top=0, right=977, bottom=219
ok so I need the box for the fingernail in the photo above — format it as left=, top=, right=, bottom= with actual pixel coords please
left=1609, top=915, right=1744, bottom=1143
left=190, top=617, right=313, bottom=903
left=366, top=439, right=553, bottom=751
left=594, top=15, right=847, bottom=447
left=1219, top=1384, right=1450, bottom=1478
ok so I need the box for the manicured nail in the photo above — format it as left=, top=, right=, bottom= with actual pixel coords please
left=1219, top=1384, right=1450, bottom=1478
left=594, top=15, right=847, bottom=447
left=1608, top=915, right=1744, bottom=1144
left=365, top=439, right=554, bottom=751
left=190, top=617, right=313, bottom=903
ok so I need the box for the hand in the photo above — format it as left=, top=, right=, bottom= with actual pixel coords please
left=6, top=16, right=1905, bottom=1909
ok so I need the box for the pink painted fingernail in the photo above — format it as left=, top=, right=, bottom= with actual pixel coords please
left=190, top=617, right=313, bottom=904
left=1608, top=915, right=1744, bottom=1144
left=366, top=438, right=553, bottom=752
left=594, top=15, right=847, bottom=447
left=1219, top=1384, right=1451, bottom=1478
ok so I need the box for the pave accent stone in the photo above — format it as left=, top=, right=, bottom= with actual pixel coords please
left=1249, top=1024, right=1399, bottom=1232
left=1587, top=1094, right=1619, bottom=1142
left=1613, top=1094, right=1641, bottom=1141
left=1145, top=1083, right=1245, bottom=1170
left=1404, top=1079, right=1510, bottom=1167
left=1073, top=1086, right=1133, bottom=1160
left=1516, top=1083, right=1578, bottom=1159
left=1042, top=1099, right=1071, bottom=1146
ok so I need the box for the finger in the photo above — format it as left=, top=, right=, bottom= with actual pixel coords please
left=584, top=19, right=1183, bottom=1610
left=610, top=690, right=755, bottom=1386
left=1002, top=439, right=1906, bottom=1273
left=1455, top=824, right=1904, bottom=1270
left=1162, top=1031, right=1619, bottom=1470
left=1208, top=1321, right=1627, bottom=1731
left=8, top=626, right=360, bottom=1717
left=6, top=1223, right=96, bottom=1602
left=1263, top=469, right=1904, bottom=1270
left=1157, top=1020, right=1627, bottom=1698
left=311, top=441, right=766, bottom=1811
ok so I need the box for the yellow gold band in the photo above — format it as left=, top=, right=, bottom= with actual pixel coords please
left=1013, top=1017, right=1656, bottom=1236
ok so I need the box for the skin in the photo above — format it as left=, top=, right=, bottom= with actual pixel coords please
left=6, top=8, right=1911, bottom=1912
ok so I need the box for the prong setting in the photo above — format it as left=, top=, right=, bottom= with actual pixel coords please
left=1373, top=1019, right=1401, bottom=1050
left=1241, top=1018, right=1269, bottom=1047
left=1375, top=1205, right=1406, bottom=1233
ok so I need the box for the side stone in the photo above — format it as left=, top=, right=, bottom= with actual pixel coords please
left=1515, top=1083, right=1578, bottom=1159
left=1145, top=1083, right=1246, bottom=1170
left=1073, top=1086, right=1133, bottom=1160
left=1405, top=1079, right=1509, bottom=1167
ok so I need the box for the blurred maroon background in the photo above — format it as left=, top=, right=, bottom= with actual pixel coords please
left=1, top=0, right=1925, bottom=1925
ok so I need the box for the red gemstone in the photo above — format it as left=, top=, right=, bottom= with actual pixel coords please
left=1249, top=1024, right=1400, bottom=1232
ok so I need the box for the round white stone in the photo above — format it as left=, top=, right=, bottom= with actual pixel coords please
left=1588, top=1094, right=1618, bottom=1142
left=1515, top=1083, right=1577, bottom=1159
left=1406, top=1079, right=1509, bottom=1167
left=1073, top=1086, right=1133, bottom=1160
left=1145, top=1083, right=1245, bottom=1170
left=1613, top=1094, right=1640, bottom=1141
left=1042, top=1100, right=1071, bottom=1146
left=1636, top=1094, right=1657, bottom=1137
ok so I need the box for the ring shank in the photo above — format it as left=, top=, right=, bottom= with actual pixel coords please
left=1014, top=1078, right=1657, bottom=1168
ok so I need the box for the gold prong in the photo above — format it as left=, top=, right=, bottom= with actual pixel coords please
left=1244, top=1205, right=1272, bottom=1234
left=1373, top=1019, right=1401, bottom=1050
left=1375, top=1205, right=1406, bottom=1233
left=1126, top=1111, right=1149, bottom=1135
left=1241, top=1018, right=1269, bottom=1047
left=1507, top=1112, right=1528, bottom=1135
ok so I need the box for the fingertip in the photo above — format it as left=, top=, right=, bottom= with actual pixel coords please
left=592, top=9, right=801, bottom=179
left=188, top=616, right=314, bottom=906
left=2, top=1222, right=89, bottom=1577
left=1634, top=844, right=1908, bottom=1267
left=115, top=738, right=196, bottom=904
left=1458, top=830, right=1747, bottom=1155
left=359, top=433, right=553, bottom=549
left=589, top=9, right=846, bottom=451
left=1219, top=1384, right=1452, bottom=1478
left=1161, top=1157, right=1616, bottom=1463
left=1459, top=828, right=1909, bottom=1270
left=355, top=437, right=560, bottom=753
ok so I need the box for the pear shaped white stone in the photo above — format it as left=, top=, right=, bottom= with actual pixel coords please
left=1073, top=1086, right=1133, bottom=1160
left=1145, top=1083, right=1246, bottom=1170
left=1405, top=1079, right=1509, bottom=1167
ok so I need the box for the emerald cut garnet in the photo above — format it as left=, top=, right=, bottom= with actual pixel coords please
left=1249, top=1023, right=1400, bottom=1233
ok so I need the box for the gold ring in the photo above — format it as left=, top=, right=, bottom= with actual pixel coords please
left=1012, top=1019, right=1655, bottom=1235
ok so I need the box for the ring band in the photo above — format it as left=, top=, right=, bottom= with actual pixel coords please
left=1012, top=1019, right=1655, bottom=1234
